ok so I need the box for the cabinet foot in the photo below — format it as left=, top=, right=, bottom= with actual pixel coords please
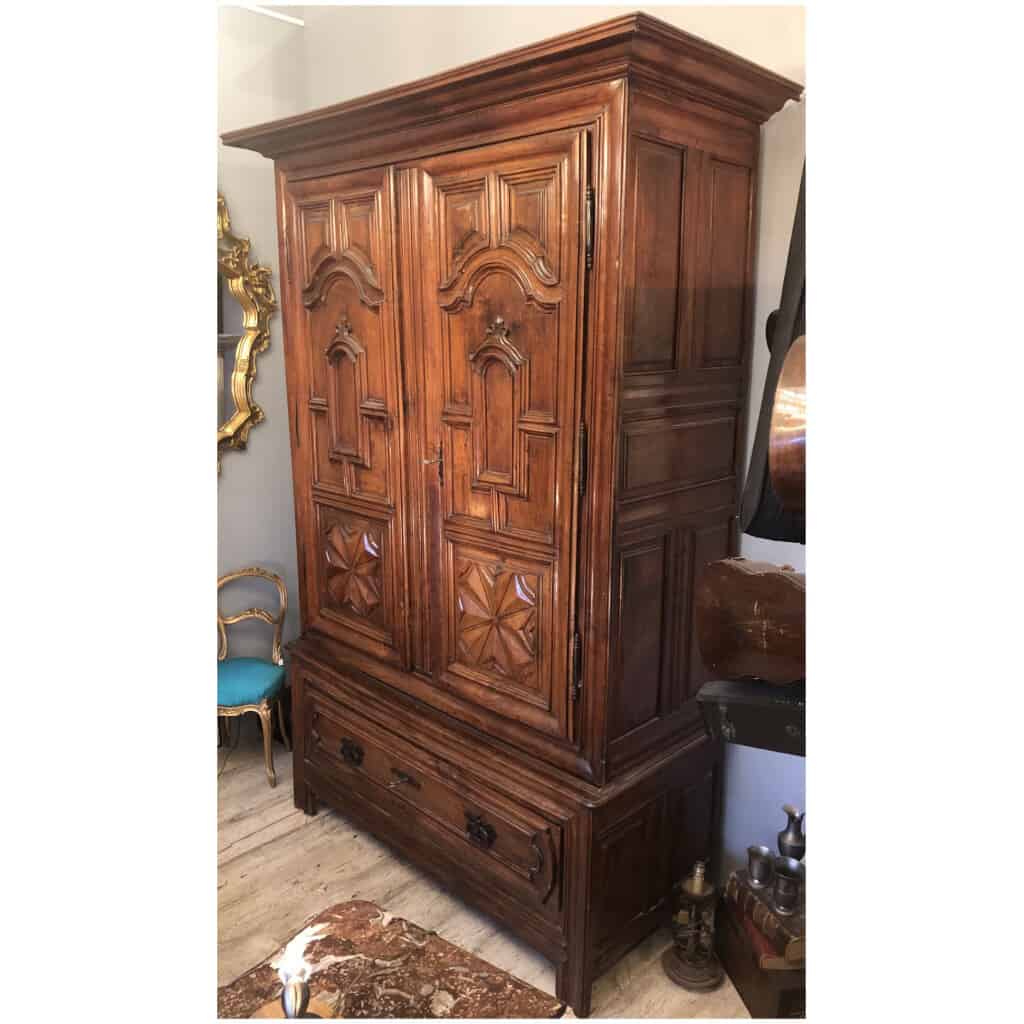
left=556, top=959, right=593, bottom=1018
left=296, top=784, right=318, bottom=816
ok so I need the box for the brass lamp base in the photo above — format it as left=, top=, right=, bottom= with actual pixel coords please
left=661, top=945, right=724, bottom=992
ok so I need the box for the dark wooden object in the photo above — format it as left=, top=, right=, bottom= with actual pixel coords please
left=222, top=13, right=801, bottom=1016
left=697, top=678, right=805, bottom=757
left=696, top=557, right=805, bottom=684
left=717, top=900, right=805, bottom=1018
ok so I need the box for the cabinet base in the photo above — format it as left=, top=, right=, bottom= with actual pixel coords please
left=289, top=651, right=718, bottom=1016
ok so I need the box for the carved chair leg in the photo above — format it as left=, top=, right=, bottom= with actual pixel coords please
left=276, top=695, right=291, bottom=751
left=258, top=703, right=276, bottom=788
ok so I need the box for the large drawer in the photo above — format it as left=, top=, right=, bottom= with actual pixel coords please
left=302, top=684, right=563, bottom=919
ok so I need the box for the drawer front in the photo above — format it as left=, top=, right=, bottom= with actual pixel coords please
left=304, top=686, right=562, bottom=915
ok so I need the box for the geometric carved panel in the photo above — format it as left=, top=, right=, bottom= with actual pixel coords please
left=455, top=555, right=538, bottom=687
left=323, top=512, right=384, bottom=625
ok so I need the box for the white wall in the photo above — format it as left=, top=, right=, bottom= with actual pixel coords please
left=217, top=3, right=805, bottom=865
left=299, top=5, right=804, bottom=109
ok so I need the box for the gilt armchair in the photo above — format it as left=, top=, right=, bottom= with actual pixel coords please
left=217, top=566, right=290, bottom=787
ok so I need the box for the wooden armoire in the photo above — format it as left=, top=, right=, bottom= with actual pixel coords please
left=224, top=13, right=801, bottom=1015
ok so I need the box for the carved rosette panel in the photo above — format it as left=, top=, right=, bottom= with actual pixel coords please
left=323, top=515, right=384, bottom=623
left=456, top=557, right=538, bottom=687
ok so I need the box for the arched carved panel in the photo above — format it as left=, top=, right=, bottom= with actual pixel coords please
left=468, top=317, right=530, bottom=495
left=324, top=317, right=370, bottom=469
left=303, top=252, right=385, bottom=310
left=498, top=164, right=562, bottom=285
left=438, top=252, right=560, bottom=313
left=298, top=201, right=333, bottom=278
left=438, top=177, right=490, bottom=289
left=336, top=191, right=382, bottom=290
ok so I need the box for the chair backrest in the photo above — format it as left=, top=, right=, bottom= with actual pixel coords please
left=217, top=567, right=288, bottom=665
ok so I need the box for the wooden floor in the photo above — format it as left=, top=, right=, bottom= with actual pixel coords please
left=218, top=719, right=748, bottom=1018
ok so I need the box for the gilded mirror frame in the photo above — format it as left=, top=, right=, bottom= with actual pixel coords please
left=218, top=194, right=278, bottom=464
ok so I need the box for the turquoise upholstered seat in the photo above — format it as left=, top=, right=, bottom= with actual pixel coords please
left=218, top=657, right=286, bottom=708
left=218, top=567, right=290, bottom=788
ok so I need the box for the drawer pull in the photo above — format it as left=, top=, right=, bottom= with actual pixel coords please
left=465, top=812, right=496, bottom=849
left=339, top=738, right=364, bottom=766
left=528, top=836, right=545, bottom=880
left=388, top=768, right=419, bottom=790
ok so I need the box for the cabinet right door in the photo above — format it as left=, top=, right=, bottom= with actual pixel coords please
left=401, top=129, right=590, bottom=749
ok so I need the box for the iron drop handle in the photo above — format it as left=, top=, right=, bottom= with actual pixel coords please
left=339, top=738, right=364, bottom=766
left=465, top=812, right=497, bottom=849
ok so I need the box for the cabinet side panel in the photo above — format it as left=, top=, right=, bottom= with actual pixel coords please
left=623, top=139, right=684, bottom=373
left=702, top=159, right=753, bottom=368
left=606, top=90, right=758, bottom=777
left=588, top=737, right=716, bottom=975
left=607, top=532, right=672, bottom=740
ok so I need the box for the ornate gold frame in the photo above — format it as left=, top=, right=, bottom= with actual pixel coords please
left=218, top=194, right=278, bottom=464
left=218, top=566, right=290, bottom=787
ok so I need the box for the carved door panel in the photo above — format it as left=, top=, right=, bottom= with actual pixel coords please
left=407, top=130, right=588, bottom=742
left=287, top=166, right=407, bottom=666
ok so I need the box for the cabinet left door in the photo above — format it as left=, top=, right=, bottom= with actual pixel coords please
left=281, top=166, right=409, bottom=667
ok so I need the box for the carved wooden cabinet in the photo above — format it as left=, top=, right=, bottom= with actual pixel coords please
left=224, top=13, right=800, bottom=1015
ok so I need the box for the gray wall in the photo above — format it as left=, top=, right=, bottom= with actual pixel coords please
left=217, top=4, right=805, bottom=868
left=217, top=7, right=306, bottom=654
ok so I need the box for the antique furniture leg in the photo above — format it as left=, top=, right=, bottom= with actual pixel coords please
left=276, top=695, right=291, bottom=750
left=257, top=702, right=277, bottom=787
left=556, top=960, right=593, bottom=1019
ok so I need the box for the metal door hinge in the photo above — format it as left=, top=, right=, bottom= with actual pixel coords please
left=577, top=422, right=588, bottom=498
left=571, top=630, right=583, bottom=702
left=584, top=186, right=595, bottom=270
